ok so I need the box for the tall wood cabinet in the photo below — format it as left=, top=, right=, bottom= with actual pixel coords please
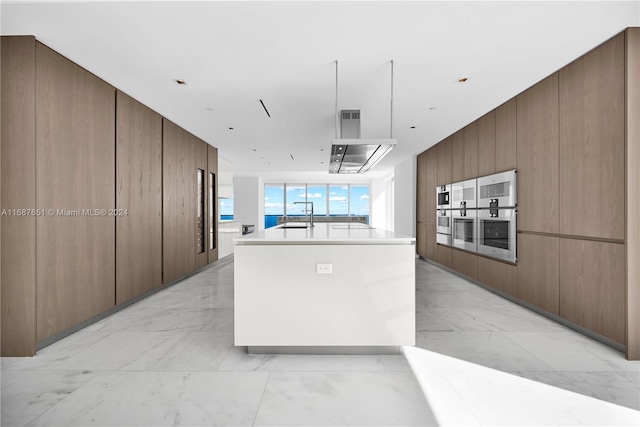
left=115, top=91, right=163, bottom=304
left=477, top=111, right=496, bottom=176
left=559, top=32, right=625, bottom=241
left=35, top=42, right=116, bottom=341
left=1, top=36, right=37, bottom=356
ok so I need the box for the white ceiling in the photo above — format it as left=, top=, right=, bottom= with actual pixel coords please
left=2, top=1, right=639, bottom=176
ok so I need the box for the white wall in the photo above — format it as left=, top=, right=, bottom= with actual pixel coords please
left=233, top=176, right=260, bottom=229
left=393, top=156, right=416, bottom=237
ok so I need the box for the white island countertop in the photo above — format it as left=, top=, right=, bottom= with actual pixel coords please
left=234, top=222, right=415, bottom=245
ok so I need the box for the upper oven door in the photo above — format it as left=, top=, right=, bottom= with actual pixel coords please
left=451, top=178, right=477, bottom=210
left=477, top=208, right=517, bottom=263
left=477, top=169, right=517, bottom=209
left=436, top=184, right=450, bottom=210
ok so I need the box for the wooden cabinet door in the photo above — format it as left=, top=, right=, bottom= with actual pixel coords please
left=436, top=244, right=453, bottom=268
left=36, top=42, right=116, bottom=341
left=425, top=147, right=437, bottom=223
left=115, top=91, right=162, bottom=305
left=194, top=136, right=208, bottom=270
left=163, top=119, right=196, bottom=283
left=477, top=111, right=496, bottom=176
left=451, top=130, right=464, bottom=183
left=416, top=152, right=428, bottom=223
left=452, top=249, right=479, bottom=280
left=516, top=73, right=559, bottom=234
left=516, top=233, right=559, bottom=315
left=463, top=122, right=478, bottom=180
left=416, top=222, right=427, bottom=258
left=478, top=257, right=516, bottom=296
left=1, top=36, right=37, bottom=356
left=495, top=99, right=517, bottom=172
left=437, top=136, right=452, bottom=186
left=559, top=33, right=625, bottom=240
left=208, top=144, right=219, bottom=264
left=559, top=238, right=625, bottom=344
left=425, top=223, right=437, bottom=261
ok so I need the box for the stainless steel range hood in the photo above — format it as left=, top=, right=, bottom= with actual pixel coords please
left=329, top=110, right=396, bottom=174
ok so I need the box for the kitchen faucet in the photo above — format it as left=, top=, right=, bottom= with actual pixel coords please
left=293, top=201, right=314, bottom=227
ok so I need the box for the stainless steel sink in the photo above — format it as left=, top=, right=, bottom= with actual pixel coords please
left=279, top=223, right=310, bottom=229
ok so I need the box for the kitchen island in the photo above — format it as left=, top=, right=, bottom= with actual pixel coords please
left=233, top=222, right=416, bottom=353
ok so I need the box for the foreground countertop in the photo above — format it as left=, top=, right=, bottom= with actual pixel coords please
left=234, top=222, right=415, bottom=245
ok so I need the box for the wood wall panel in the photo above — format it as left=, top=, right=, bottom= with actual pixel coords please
left=208, top=144, right=219, bottom=263
left=478, top=257, right=517, bottom=296
left=451, top=130, right=464, bottom=183
left=1, top=36, right=37, bottom=356
left=559, top=33, right=625, bottom=240
left=559, top=239, right=625, bottom=343
left=626, top=27, right=640, bottom=360
left=477, top=111, right=496, bottom=176
left=495, top=98, right=517, bottom=172
left=463, top=122, right=478, bottom=180
left=516, top=74, right=559, bottom=234
left=436, top=244, right=452, bottom=269
left=516, top=233, right=559, bottom=315
left=425, top=223, right=437, bottom=261
left=115, top=91, right=162, bottom=304
left=416, top=222, right=427, bottom=258
left=162, top=119, right=196, bottom=283
left=416, top=152, right=428, bottom=223
left=194, top=137, right=208, bottom=270
left=35, top=42, right=116, bottom=341
left=452, top=249, right=478, bottom=280
left=437, top=136, right=452, bottom=186
left=425, top=147, right=437, bottom=223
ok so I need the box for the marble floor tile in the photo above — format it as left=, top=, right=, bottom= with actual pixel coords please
left=26, top=371, right=269, bottom=427
left=1, top=370, right=98, bottom=427
left=416, top=331, right=555, bottom=372
left=253, top=371, right=437, bottom=426
left=52, top=331, right=233, bottom=371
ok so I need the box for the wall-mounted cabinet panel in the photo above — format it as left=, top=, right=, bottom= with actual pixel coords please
left=495, top=98, right=517, bottom=172
left=163, top=119, right=196, bottom=283
left=115, top=91, right=162, bottom=305
left=208, top=145, right=219, bottom=263
left=416, top=152, right=428, bottom=223
left=559, top=239, right=625, bottom=344
left=436, top=244, right=453, bottom=269
left=559, top=33, right=625, bottom=240
left=478, top=257, right=516, bottom=296
left=425, top=223, right=437, bottom=261
left=416, top=222, right=427, bottom=258
left=516, top=233, right=559, bottom=315
left=35, top=42, right=116, bottom=341
left=451, top=130, right=464, bottom=183
left=463, top=122, right=478, bottom=180
left=517, top=73, right=559, bottom=234
left=437, top=136, right=452, bottom=186
left=1, top=36, right=37, bottom=356
left=452, top=249, right=479, bottom=281
left=477, top=111, right=496, bottom=176
left=425, top=147, right=437, bottom=223
left=626, top=27, right=640, bottom=360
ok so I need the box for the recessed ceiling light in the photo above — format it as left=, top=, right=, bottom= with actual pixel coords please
left=320, top=148, right=324, bottom=152
left=429, top=107, right=437, bottom=110
left=410, top=126, right=416, bottom=129
left=175, top=79, right=187, bottom=85
left=457, top=77, right=468, bottom=83
left=228, top=127, right=234, bottom=130
left=320, top=161, right=325, bottom=164
left=251, top=148, right=257, bottom=152
left=206, top=107, right=214, bottom=111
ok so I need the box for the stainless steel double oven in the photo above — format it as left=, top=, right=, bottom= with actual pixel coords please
left=436, top=169, right=517, bottom=263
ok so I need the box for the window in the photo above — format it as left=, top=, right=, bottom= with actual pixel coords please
left=264, top=183, right=370, bottom=228
left=219, top=198, right=234, bottom=221
left=264, top=184, right=284, bottom=228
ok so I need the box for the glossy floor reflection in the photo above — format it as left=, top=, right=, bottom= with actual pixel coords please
left=1, top=257, right=638, bottom=426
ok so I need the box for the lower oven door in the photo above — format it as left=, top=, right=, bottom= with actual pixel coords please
left=452, top=212, right=477, bottom=252
left=436, top=232, right=451, bottom=246
left=477, top=208, right=516, bottom=262
left=436, top=209, right=451, bottom=235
